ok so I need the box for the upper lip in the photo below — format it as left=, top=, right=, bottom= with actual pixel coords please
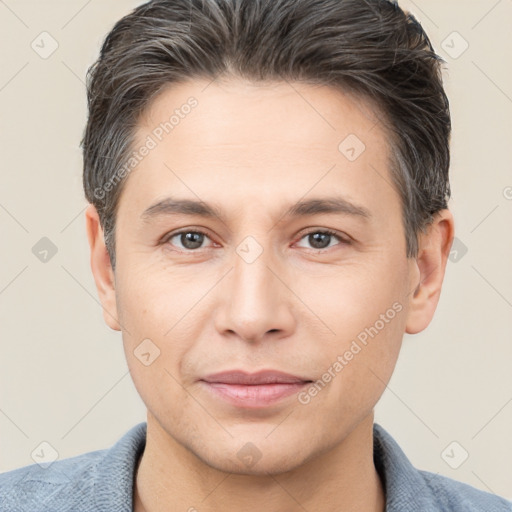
left=201, top=370, right=312, bottom=385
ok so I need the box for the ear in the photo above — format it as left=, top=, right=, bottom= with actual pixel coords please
left=405, top=209, right=455, bottom=334
left=85, top=203, right=121, bottom=331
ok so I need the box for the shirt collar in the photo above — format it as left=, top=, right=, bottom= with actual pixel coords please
left=373, top=423, right=438, bottom=510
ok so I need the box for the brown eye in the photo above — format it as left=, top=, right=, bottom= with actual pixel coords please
left=295, top=229, right=348, bottom=251
left=166, top=230, right=212, bottom=251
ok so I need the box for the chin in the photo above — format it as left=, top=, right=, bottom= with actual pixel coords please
left=207, top=452, right=306, bottom=477
left=193, top=436, right=311, bottom=477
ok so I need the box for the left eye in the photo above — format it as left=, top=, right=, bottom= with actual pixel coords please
left=295, top=230, right=346, bottom=250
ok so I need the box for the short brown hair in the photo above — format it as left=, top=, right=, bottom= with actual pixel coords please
left=82, top=0, right=451, bottom=270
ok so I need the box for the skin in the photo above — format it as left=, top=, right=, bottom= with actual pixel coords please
left=85, top=78, right=454, bottom=512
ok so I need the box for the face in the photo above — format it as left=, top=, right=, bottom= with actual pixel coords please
left=91, top=78, right=434, bottom=474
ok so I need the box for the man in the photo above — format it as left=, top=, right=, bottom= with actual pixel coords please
left=1, top=0, right=510, bottom=510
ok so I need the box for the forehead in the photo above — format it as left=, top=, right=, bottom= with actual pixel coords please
left=120, top=78, right=399, bottom=223
left=141, top=78, right=387, bottom=152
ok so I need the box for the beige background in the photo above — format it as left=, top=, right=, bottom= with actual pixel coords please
left=1, top=0, right=511, bottom=501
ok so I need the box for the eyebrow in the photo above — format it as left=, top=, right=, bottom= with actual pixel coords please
left=140, top=196, right=372, bottom=224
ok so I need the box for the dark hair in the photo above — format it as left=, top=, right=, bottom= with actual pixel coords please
left=82, top=0, right=451, bottom=270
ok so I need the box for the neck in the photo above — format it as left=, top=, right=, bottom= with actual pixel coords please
left=133, top=412, right=385, bottom=512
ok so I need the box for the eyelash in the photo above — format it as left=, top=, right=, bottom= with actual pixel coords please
left=162, top=228, right=350, bottom=253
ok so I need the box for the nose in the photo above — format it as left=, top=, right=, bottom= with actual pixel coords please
left=213, top=239, right=296, bottom=344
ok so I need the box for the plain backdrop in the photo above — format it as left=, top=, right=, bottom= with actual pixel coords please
left=1, top=0, right=511, bottom=501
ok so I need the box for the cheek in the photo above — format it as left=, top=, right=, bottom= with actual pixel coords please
left=295, top=253, right=408, bottom=342
left=299, top=303, right=406, bottom=440
left=115, top=257, right=199, bottom=337
left=115, top=258, right=222, bottom=389
left=116, top=270, right=195, bottom=423
left=297, top=251, right=408, bottom=402
left=114, top=266, right=188, bottom=388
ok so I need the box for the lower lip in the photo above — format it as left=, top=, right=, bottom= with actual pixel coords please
left=200, top=381, right=310, bottom=408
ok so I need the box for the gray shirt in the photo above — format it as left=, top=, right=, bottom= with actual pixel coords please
left=1, top=422, right=510, bottom=511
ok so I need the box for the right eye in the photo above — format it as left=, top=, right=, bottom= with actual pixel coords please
left=163, top=229, right=215, bottom=251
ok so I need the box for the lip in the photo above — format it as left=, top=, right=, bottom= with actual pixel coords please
left=199, top=370, right=312, bottom=409
left=201, top=369, right=312, bottom=385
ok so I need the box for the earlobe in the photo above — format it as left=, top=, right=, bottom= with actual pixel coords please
left=85, top=203, right=121, bottom=331
left=405, top=209, right=455, bottom=335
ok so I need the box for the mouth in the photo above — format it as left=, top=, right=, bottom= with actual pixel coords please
left=199, top=369, right=313, bottom=408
